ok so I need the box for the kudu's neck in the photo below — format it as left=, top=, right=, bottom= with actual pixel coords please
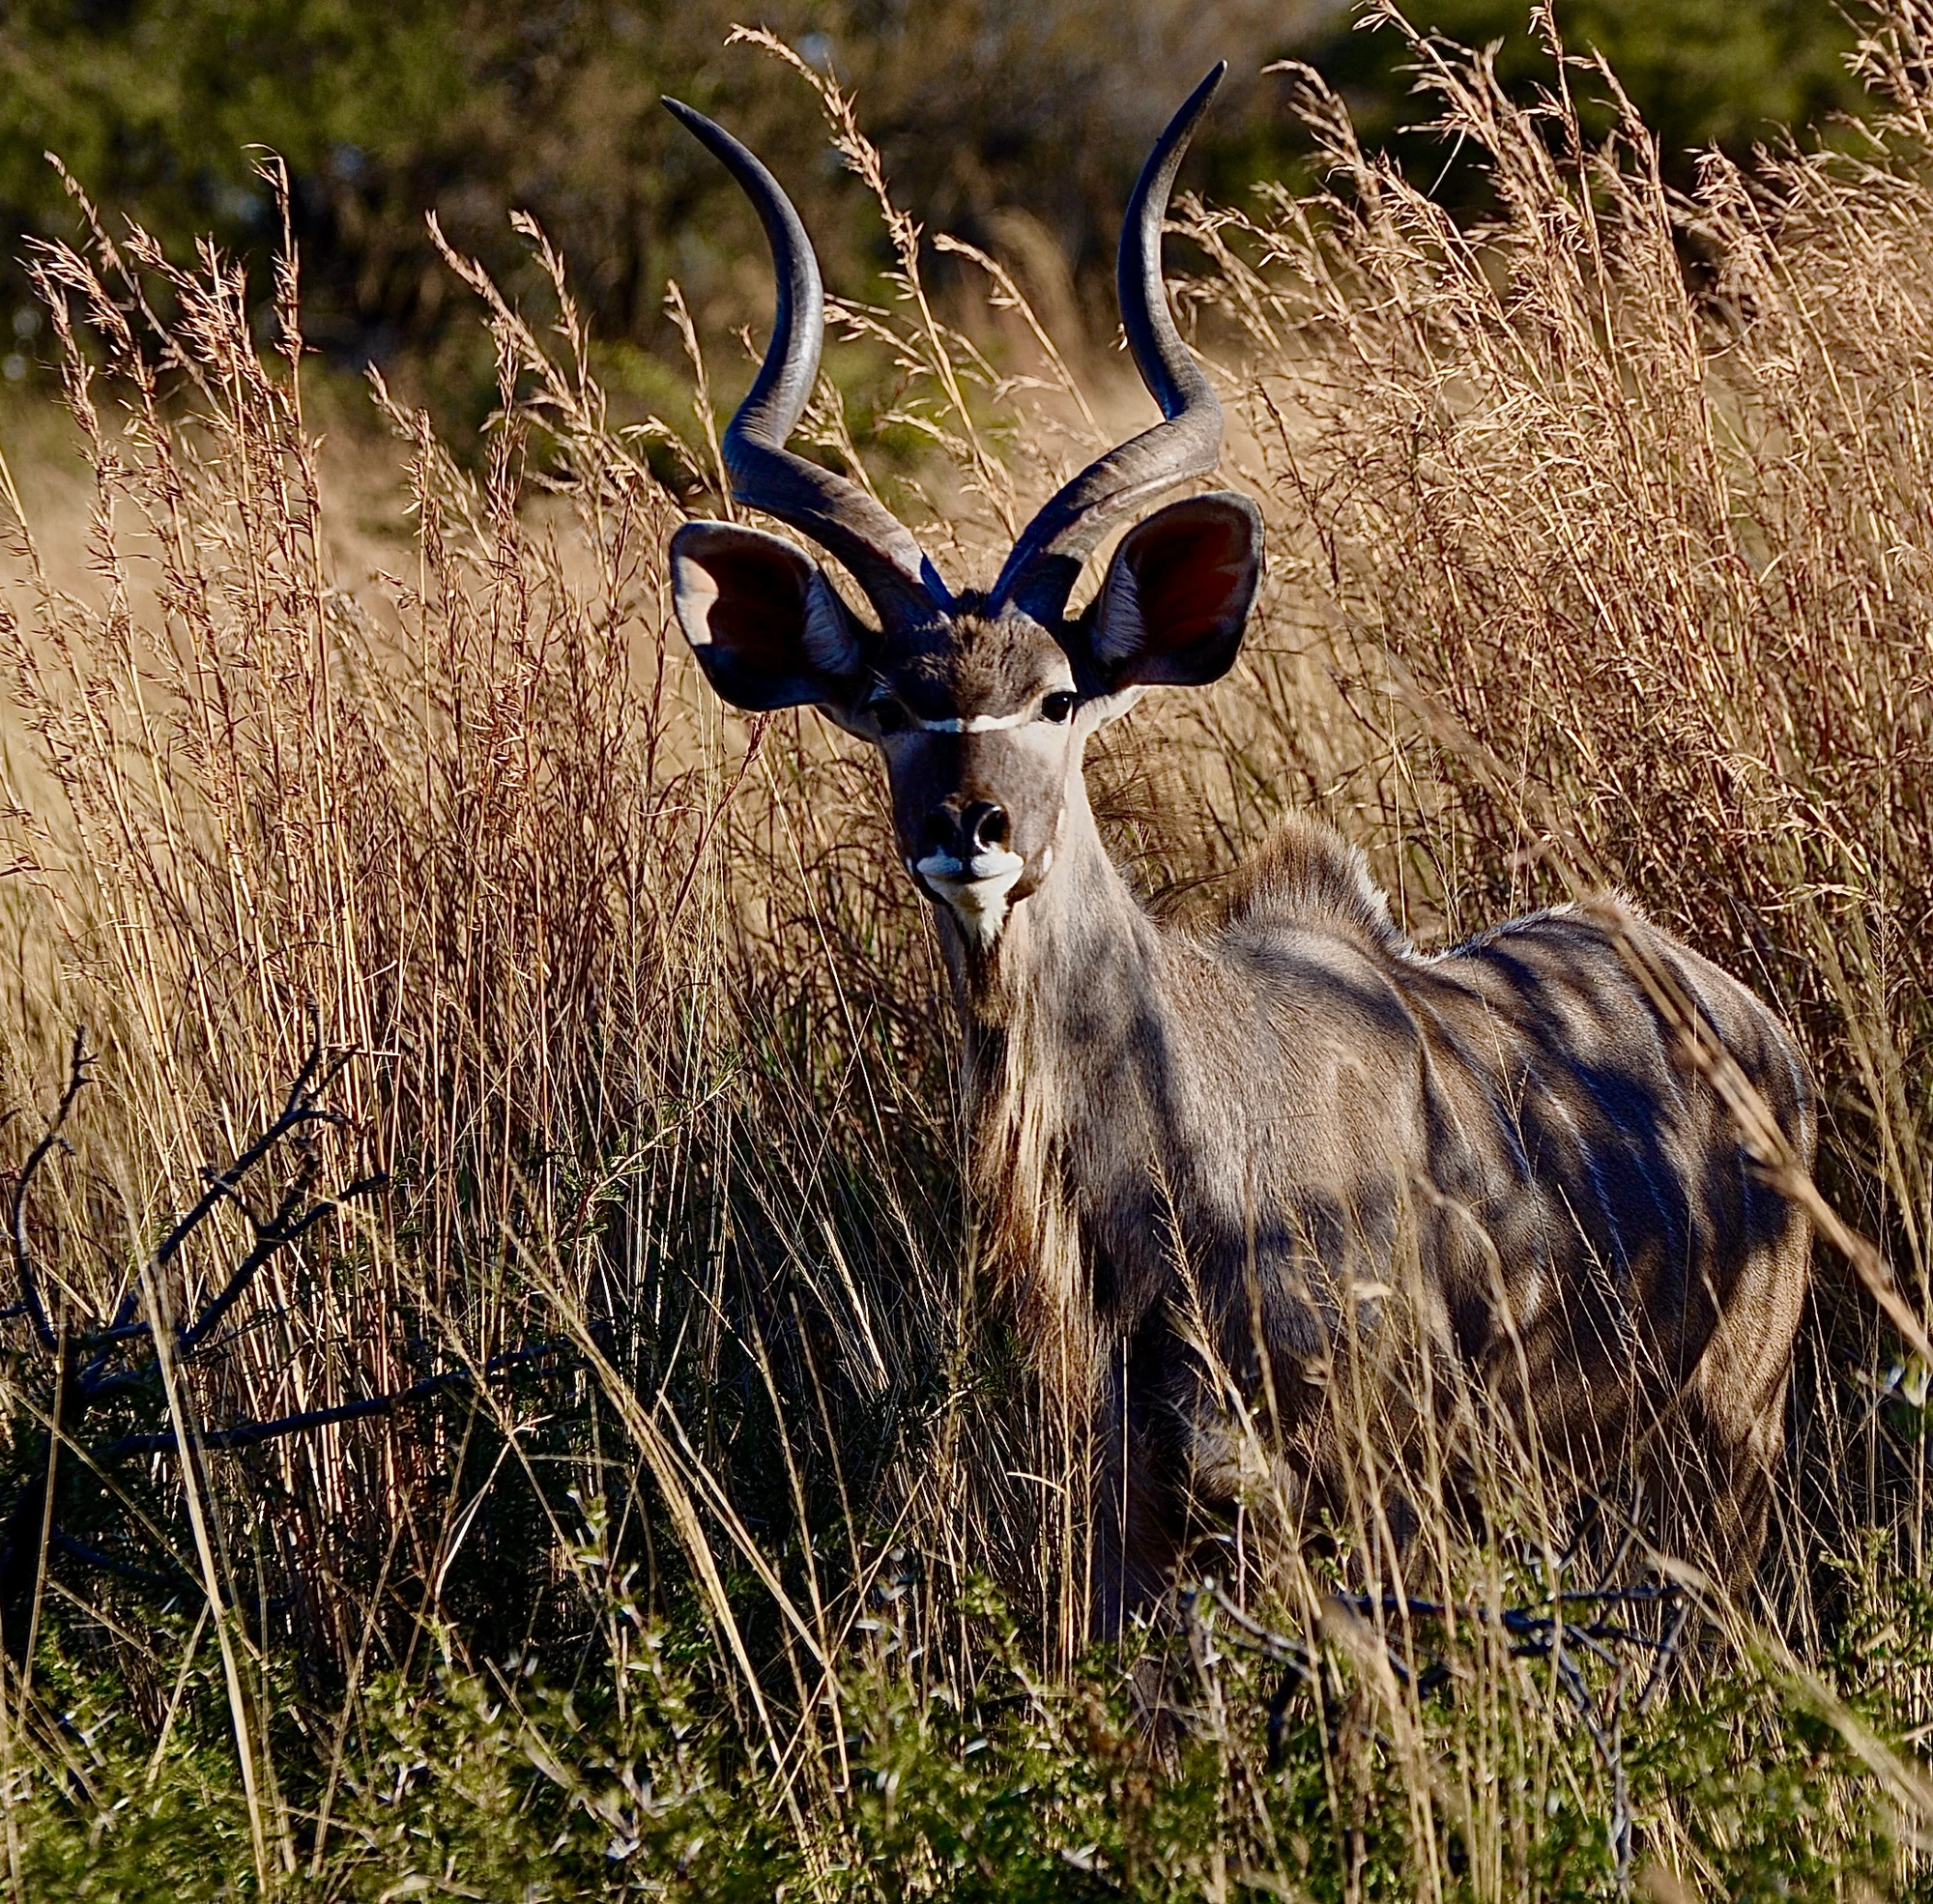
left=939, top=773, right=1173, bottom=1404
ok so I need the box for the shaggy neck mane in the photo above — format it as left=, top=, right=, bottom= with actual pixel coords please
left=940, top=774, right=1155, bottom=1410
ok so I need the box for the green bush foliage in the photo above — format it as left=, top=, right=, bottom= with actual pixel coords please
left=0, top=0, right=1872, bottom=398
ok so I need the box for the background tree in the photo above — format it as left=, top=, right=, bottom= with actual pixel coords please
left=0, top=0, right=1866, bottom=404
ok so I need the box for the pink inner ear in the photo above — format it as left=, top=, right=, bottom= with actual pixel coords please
left=1129, top=512, right=1248, bottom=652
left=703, top=542, right=810, bottom=669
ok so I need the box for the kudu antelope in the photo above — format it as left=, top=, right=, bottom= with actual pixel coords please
left=663, top=70, right=1814, bottom=1626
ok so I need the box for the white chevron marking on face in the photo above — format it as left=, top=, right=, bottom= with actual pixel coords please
left=910, top=711, right=1033, bottom=734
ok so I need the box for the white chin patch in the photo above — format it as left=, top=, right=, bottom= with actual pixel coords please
left=913, top=849, right=1026, bottom=948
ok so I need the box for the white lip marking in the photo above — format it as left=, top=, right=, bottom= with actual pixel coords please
left=914, top=848, right=1026, bottom=947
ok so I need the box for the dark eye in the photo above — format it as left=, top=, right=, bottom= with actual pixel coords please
left=869, top=698, right=909, bottom=736
left=1040, top=691, right=1078, bottom=725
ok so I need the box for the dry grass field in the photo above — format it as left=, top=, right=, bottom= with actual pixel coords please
left=0, top=8, right=1929, bottom=1898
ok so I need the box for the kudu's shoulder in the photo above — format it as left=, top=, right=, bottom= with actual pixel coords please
left=1215, top=811, right=1668, bottom=981
left=1214, top=813, right=1411, bottom=956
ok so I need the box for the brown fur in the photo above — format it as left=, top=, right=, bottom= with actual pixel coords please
left=1218, top=812, right=1408, bottom=951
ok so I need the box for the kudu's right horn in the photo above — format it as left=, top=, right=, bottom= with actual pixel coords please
left=661, top=95, right=950, bottom=629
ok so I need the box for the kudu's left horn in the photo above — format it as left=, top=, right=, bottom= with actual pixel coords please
left=990, top=63, right=1228, bottom=624
left=662, top=97, right=949, bottom=627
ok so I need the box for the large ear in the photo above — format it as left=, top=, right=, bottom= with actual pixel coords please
left=670, top=519, right=868, bottom=711
left=1076, top=492, right=1262, bottom=689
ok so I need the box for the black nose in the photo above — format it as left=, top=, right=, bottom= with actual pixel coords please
left=922, top=798, right=1010, bottom=860
left=964, top=801, right=1009, bottom=852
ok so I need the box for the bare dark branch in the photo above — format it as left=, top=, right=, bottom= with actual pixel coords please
left=9, top=1027, right=94, bottom=1355
left=98, top=1033, right=353, bottom=1342
left=47, top=1525, right=187, bottom=1594
left=100, top=1339, right=579, bottom=1458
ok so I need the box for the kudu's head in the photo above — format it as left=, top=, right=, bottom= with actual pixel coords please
left=665, top=68, right=1262, bottom=950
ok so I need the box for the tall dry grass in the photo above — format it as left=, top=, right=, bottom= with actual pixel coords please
left=0, top=8, right=1928, bottom=1896
left=1190, top=1, right=1933, bottom=1629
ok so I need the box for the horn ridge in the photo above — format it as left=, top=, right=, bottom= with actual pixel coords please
left=990, top=63, right=1227, bottom=621
left=662, top=98, right=947, bottom=622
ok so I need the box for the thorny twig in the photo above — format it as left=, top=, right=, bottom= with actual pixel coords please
left=1187, top=1578, right=1688, bottom=1890
left=99, top=1338, right=582, bottom=1457
left=32, top=1341, right=588, bottom=1614
left=75, top=1037, right=364, bottom=1375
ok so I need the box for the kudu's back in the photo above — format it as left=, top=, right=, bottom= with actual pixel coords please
left=1082, top=818, right=1814, bottom=1603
